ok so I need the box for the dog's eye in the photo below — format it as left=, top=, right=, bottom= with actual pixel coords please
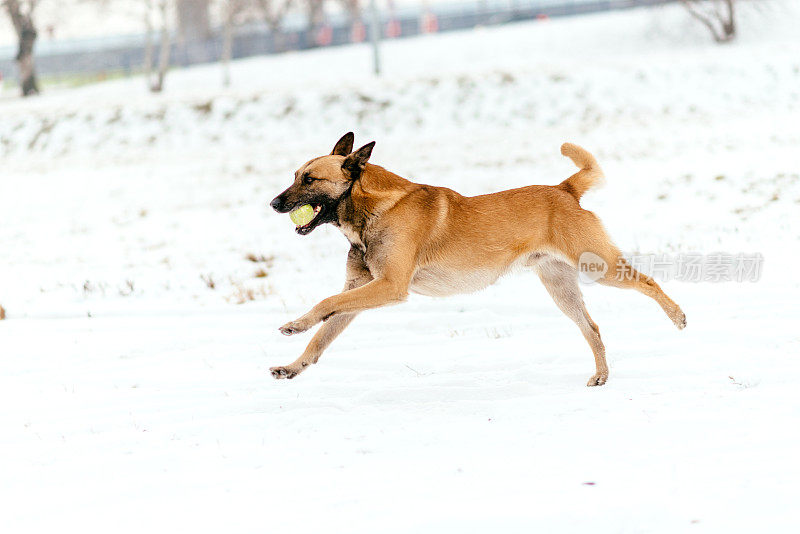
left=303, top=175, right=315, bottom=185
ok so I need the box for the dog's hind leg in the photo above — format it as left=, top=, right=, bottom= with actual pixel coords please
left=270, top=247, right=373, bottom=379
left=559, top=210, right=686, bottom=330
left=596, top=256, right=686, bottom=330
left=534, top=258, right=608, bottom=386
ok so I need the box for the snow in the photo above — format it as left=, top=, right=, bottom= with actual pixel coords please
left=1, top=3, right=800, bottom=532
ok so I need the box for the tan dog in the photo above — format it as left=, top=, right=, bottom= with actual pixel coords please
left=269, top=133, right=685, bottom=386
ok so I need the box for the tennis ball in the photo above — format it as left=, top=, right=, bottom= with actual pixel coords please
left=290, top=204, right=316, bottom=227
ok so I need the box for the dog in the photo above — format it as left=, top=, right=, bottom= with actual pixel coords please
left=269, top=133, right=686, bottom=386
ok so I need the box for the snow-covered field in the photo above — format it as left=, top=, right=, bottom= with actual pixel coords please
left=2, top=3, right=800, bottom=532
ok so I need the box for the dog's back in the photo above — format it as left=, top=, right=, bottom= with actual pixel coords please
left=374, top=144, right=609, bottom=278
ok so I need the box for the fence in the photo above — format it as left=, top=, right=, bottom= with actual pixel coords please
left=0, top=0, right=676, bottom=83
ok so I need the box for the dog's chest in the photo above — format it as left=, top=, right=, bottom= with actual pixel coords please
left=337, top=222, right=365, bottom=252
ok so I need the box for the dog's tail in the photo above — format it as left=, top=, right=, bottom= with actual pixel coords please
left=558, top=143, right=604, bottom=201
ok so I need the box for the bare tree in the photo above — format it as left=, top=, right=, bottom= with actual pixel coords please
left=144, top=0, right=172, bottom=92
left=680, top=0, right=737, bottom=43
left=80, top=0, right=171, bottom=92
left=219, top=0, right=293, bottom=84
left=144, top=0, right=155, bottom=82
left=220, top=0, right=246, bottom=86
left=253, top=0, right=293, bottom=51
left=305, top=0, right=324, bottom=37
left=176, top=0, right=211, bottom=42
left=3, top=0, right=40, bottom=96
left=339, top=0, right=360, bottom=24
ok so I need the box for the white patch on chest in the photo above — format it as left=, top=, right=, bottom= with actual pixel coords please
left=337, top=222, right=364, bottom=251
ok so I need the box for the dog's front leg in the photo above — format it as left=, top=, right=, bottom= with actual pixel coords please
left=279, top=239, right=416, bottom=337
left=271, top=248, right=372, bottom=379
left=270, top=314, right=359, bottom=379
left=274, top=236, right=417, bottom=379
left=278, top=277, right=409, bottom=336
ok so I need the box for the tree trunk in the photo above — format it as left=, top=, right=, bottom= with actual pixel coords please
left=340, top=0, right=361, bottom=24
left=254, top=0, right=292, bottom=53
left=680, top=0, right=737, bottom=43
left=221, top=1, right=234, bottom=87
left=17, top=23, right=38, bottom=96
left=306, top=0, right=325, bottom=37
left=144, top=1, right=154, bottom=84
left=5, top=0, right=40, bottom=96
left=176, top=0, right=210, bottom=43
left=151, top=0, right=171, bottom=93
left=268, top=18, right=286, bottom=52
left=721, top=0, right=736, bottom=41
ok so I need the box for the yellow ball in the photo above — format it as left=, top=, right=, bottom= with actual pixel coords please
left=290, top=204, right=315, bottom=226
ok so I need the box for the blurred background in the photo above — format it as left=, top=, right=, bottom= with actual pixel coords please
left=0, top=0, right=774, bottom=95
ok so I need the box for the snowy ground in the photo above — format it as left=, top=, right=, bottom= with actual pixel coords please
left=2, top=3, right=800, bottom=532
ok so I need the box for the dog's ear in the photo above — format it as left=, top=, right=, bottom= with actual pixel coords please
left=342, top=141, right=375, bottom=179
left=331, top=132, right=355, bottom=156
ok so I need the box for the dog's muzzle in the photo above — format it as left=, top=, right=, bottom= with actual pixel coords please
left=270, top=196, right=288, bottom=213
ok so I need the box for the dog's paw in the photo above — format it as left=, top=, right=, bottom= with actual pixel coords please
left=586, top=372, right=608, bottom=387
left=270, top=366, right=299, bottom=379
left=674, top=310, right=687, bottom=330
left=279, top=319, right=310, bottom=336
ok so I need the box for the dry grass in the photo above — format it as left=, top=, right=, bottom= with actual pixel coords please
left=0, top=304, right=5, bottom=320
left=227, top=283, right=270, bottom=305
left=485, top=327, right=512, bottom=339
left=245, top=253, right=274, bottom=265
left=246, top=253, right=274, bottom=281
left=119, top=280, right=136, bottom=297
left=82, top=280, right=109, bottom=296
left=200, top=273, right=216, bottom=289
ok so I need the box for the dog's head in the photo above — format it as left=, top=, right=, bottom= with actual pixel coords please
left=270, top=132, right=375, bottom=235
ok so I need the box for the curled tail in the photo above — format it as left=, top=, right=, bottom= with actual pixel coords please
left=558, top=142, right=604, bottom=201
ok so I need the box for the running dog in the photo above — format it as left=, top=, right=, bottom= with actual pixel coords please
left=269, top=133, right=686, bottom=386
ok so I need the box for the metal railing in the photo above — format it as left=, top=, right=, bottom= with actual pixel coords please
left=0, top=0, right=676, bottom=83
